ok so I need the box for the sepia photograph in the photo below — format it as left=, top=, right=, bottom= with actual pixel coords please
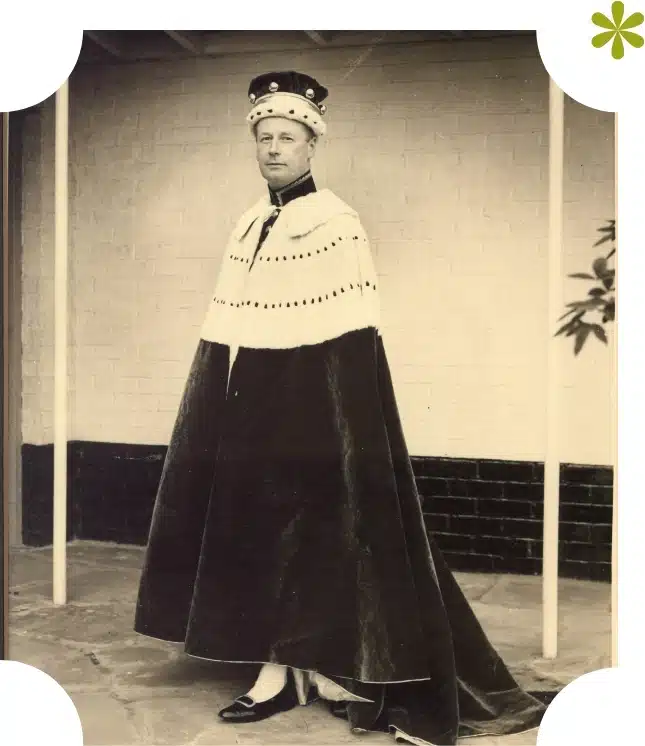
left=2, top=110, right=9, bottom=661
left=4, top=29, right=615, bottom=745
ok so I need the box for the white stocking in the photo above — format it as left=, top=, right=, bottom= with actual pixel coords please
left=245, top=663, right=287, bottom=703
left=312, top=672, right=374, bottom=703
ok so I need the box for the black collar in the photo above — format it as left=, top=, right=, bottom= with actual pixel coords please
left=269, top=170, right=317, bottom=207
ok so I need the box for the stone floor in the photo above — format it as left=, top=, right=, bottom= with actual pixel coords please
left=7, top=541, right=611, bottom=746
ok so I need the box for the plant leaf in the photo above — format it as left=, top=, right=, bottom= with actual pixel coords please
left=556, top=321, right=578, bottom=338
left=558, top=307, right=581, bottom=321
left=593, top=257, right=608, bottom=277
left=591, top=324, right=608, bottom=344
left=574, top=325, right=591, bottom=355
left=566, top=299, right=603, bottom=310
left=555, top=312, right=584, bottom=336
left=594, top=232, right=614, bottom=247
left=560, top=218, right=616, bottom=351
left=576, top=298, right=606, bottom=311
left=555, top=321, right=575, bottom=337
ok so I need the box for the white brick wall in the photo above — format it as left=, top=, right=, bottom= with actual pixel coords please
left=20, top=35, right=615, bottom=465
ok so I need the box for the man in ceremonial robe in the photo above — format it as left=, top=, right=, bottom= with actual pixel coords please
left=134, top=71, right=546, bottom=746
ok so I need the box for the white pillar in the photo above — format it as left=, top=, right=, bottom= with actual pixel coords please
left=542, top=77, right=564, bottom=659
left=53, top=80, right=69, bottom=606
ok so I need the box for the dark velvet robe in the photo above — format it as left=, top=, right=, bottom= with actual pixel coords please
left=134, top=174, right=547, bottom=745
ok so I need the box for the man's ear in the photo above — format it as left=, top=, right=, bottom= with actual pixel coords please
left=308, top=136, right=318, bottom=159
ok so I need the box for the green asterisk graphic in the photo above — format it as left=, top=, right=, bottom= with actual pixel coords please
left=592, top=1, right=644, bottom=58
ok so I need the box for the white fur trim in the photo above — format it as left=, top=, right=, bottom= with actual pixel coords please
left=232, top=188, right=357, bottom=240
left=247, top=92, right=327, bottom=137
left=200, top=190, right=380, bottom=350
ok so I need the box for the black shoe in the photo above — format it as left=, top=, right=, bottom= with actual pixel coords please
left=218, top=668, right=305, bottom=724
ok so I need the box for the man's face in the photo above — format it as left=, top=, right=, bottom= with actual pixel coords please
left=255, top=117, right=317, bottom=189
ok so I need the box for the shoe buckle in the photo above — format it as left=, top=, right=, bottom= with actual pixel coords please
left=234, top=695, right=255, bottom=708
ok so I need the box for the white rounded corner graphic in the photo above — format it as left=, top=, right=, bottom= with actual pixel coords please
left=0, top=660, right=84, bottom=745
left=0, top=26, right=83, bottom=112
left=536, top=0, right=645, bottom=113
left=536, top=667, right=632, bottom=745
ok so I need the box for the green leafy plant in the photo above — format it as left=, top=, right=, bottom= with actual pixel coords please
left=556, top=219, right=615, bottom=355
